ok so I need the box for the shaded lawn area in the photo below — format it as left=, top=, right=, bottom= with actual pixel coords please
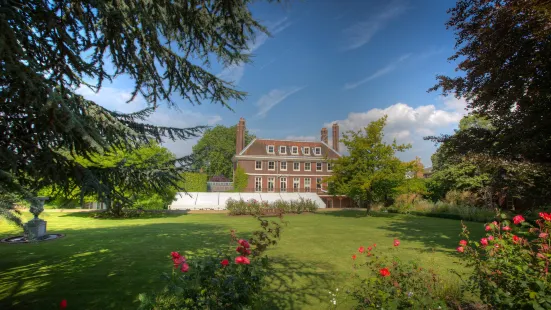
left=0, top=210, right=485, bottom=309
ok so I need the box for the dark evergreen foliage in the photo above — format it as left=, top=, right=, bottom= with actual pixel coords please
left=0, top=0, right=275, bottom=223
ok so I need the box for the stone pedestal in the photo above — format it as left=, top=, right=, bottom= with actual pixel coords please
left=24, top=219, right=47, bottom=240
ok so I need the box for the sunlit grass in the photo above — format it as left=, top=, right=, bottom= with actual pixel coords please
left=0, top=210, right=485, bottom=309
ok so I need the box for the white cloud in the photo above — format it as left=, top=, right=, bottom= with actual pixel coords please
left=78, top=85, right=222, bottom=157
left=255, top=86, right=305, bottom=118
left=217, top=17, right=292, bottom=84
left=342, top=1, right=407, bottom=51
left=285, top=135, right=317, bottom=141
left=324, top=98, right=469, bottom=165
left=344, top=53, right=411, bottom=89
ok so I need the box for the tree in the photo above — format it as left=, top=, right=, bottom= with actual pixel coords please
left=41, top=143, right=181, bottom=214
left=429, top=0, right=551, bottom=164
left=233, top=165, right=248, bottom=192
left=328, top=116, right=411, bottom=214
left=191, top=125, right=255, bottom=178
left=1, top=1, right=277, bottom=224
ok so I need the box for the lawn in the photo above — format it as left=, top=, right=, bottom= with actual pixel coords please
left=0, top=210, right=485, bottom=309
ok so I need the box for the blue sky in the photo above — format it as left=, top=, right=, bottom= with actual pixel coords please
left=80, top=0, right=467, bottom=166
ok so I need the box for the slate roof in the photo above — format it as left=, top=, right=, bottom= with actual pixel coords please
left=238, top=139, right=341, bottom=159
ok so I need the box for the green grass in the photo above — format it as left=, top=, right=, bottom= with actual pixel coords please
left=0, top=210, right=485, bottom=309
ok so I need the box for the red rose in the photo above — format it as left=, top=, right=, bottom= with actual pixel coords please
left=171, top=252, right=181, bottom=259
left=235, top=256, right=250, bottom=265
left=480, top=238, right=489, bottom=246
left=180, top=263, right=189, bottom=272
left=488, top=235, right=494, bottom=241
left=513, top=235, right=520, bottom=243
left=173, top=255, right=186, bottom=268
left=60, top=300, right=67, bottom=309
left=492, top=221, right=498, bottom=226
left=502, top=226, right=511, bottom=231
left=393, top=239, right=400, bottom=247
left=459, top=240, right=468, bottom=246
left=373, top=243, right=377, bottom=247
left=379, top=268, right=391, bottom=277
left=540, top=213, right=551, bottom=221
left=456, top=246, right=464, bottom=253
left=238, top=239, right=250, bottom=249
left=221, top=259, right=229, bottom=266
left=485, top=225, right=491, bottom=231
left=367, top=246, right=372, bottom=251
left=352, top=254, right=356, bottom=260
left=358, top=246, right=365, bottom=253
left=513, top=215, right=525, bottom=225
left=540, top=233, right=549, bottom=239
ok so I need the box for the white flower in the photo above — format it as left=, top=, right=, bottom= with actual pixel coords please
left=336, top=288, right=339, bottom=292
left=333, top=300, right=336, bottom=305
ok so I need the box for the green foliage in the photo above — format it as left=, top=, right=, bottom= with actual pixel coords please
left=457, top=213, right=551, bottom=309
left=347, top=241, right=459, bottom=309
left=180, top=173, right=208, bottom=192
left=328, top=116, right=410, bottom=211
left=226, top=198, right=318, bottom=216
left=1, top=0, right=276, bottom=225
left=394, top=178, right=427, bottom=196
left=232, top=166, right=248, bottom=192
left=139, top=217, right=284, bottom=310
left=191, top=125, right=255, bottom=178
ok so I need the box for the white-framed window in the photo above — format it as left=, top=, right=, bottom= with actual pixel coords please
left=255, top=161, right=262, bottom=170
left=280, top=161, right=287, bottom=171
left=293, top=162, right=300, bottom=171
left=267, top=145, right=275, bottom=154
left=268, top=161, right=275, bottom=171
left=327, top=163, right=333, bottom=171
left=304, top=178, right=311, bottom=192
left=279, top=146, right=286, bottom=154
left=268, top=177, right=275, bottom=192
left=314, top=147, right=322, bottom=155
left=317, top=178, right=322, bottom=190
left=305, top=162, right=311, bottom=171
left=303, top=147, right=310, bottom=155
left=316, top=162, right=323, bottom=171
left=255, top=177, right=262, bottom=192
left=293, top=178, right=300, bottom=192
left=280, top=177, right=287, bottom=192
left=291, top=146, right=298, bottom=155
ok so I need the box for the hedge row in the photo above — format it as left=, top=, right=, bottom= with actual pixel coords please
left=226, top=198, right=318, bottom=216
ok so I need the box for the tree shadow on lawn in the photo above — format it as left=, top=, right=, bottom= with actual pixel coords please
left=318, top=209, right=401, bottom=219
left=59, top=210, right=188, bottom=220
left=261, top=256, right=340, bottom=309
left=0, top=222, right=233, bottom=310
left=377, top=215, right=486, bottom=254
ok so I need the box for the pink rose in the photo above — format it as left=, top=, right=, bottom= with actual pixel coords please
left=480, top=238, right=489, bottom=246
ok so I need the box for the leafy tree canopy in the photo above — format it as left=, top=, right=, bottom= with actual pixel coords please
left=428, top=0, right=551, bottom=164
left=191, top=125, right=255, bottom=178
left=328, top=116, right=411, bottom=211
left=1, top=0, right=277, bottom=223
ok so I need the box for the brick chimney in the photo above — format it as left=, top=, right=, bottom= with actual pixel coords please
left=332, top=123, right=339, bottom=152
left=235, top=117, right=246, bottom=155
left=321, top=128, right=328, bottom=144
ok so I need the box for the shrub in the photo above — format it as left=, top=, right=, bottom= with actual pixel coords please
left=346, top=240, right=460, bottom=309
left=139, top=216, right=284, bottom=310
left=456, top=212, right=551, bottom=309
left=226, top=198, right=317, bottom=216
left=180, top=172, right=208, bottom=192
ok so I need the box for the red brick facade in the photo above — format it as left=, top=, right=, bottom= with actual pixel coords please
left=232, top=119, right=341, bottom=194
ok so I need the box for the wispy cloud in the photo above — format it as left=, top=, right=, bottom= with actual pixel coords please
left=217, top=18, right=292, bottom=84
left=255, top=86, right=305, bottom=119
left=341, top=1, right=407, bottom=51
left=344, top=53, right=411, bottom=89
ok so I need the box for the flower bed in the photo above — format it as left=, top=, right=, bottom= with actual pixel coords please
left=226, top=198, right=317, bottom=216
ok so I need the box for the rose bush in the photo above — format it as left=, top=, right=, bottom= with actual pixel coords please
left=139, top=216, right=284, bottom=309
left=456, top=212, right=551, bottom=309
left=347, top=239, right=457, bottom=309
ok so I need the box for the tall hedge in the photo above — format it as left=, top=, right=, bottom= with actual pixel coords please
left=180, top=173, right=208, bottom=192
left=233, top=166, right=248, bottom=192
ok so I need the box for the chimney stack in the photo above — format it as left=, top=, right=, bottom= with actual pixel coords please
left=321, top=128, right=328, bottom=144
left=332, top=123, right=339, bottom=152
left=235, top=118, right=246, bottom=155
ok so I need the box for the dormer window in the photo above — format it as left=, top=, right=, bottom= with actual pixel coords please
left=314, top=147, right=322, bottom=155
left=291, top=146, right=298, bottom=155
left=279, top=146, right=286, bottom=154
left=267, top=145, right=275, bottom=154
left=303, top=147, right=310, bottom=155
